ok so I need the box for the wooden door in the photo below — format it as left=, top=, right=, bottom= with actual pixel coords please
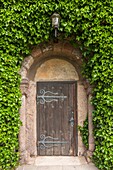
left=37, top=82, right=77, bottom=156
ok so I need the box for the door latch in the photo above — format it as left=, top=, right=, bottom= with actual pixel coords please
left=69, top=111, right=74, bottom=127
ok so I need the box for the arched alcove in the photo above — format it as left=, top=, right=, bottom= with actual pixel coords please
left=19, top=41, right=94, bottom=164
left=34, top=58, right=79, bottom=81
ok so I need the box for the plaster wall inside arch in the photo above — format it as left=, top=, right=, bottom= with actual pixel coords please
left=34, top=59, right=79, bottom=81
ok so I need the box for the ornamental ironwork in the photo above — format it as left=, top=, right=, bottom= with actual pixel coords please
left=37, top=89, right=67, bottom=104
left=38, top=134, right=68, bottom=149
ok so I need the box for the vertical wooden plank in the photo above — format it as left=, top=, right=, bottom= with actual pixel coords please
left=37, top=83, right=42, bottom=155
left=52, top=83, right=58, bottom=155
left=45, top=83, right=53, bottom=156
left=38, top=83, right=46, bottom=155
left=59, top=84, right=64, bottom=156
left=61, top=83, right=69, bottom=155
left=73, top=82, right=77, bottom=156
left=67, top=82, right=73, bottom=156
left=37, top=82, right=40, bottom=155
left=68, top=82, right=74, bottom=156
left=61, top=83, right=64, bottom=155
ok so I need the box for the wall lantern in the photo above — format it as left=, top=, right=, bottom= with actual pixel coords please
left=51, top=13, right=60, bottom=42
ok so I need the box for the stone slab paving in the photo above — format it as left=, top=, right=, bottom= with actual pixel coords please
left=17, top=164, right=98, bottom=170
left=16, top=156, right=98, bottom=170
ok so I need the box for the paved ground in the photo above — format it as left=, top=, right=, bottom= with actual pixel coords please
left=17, top=164, right=98, bottom=170
left=16, top=156, right=98, bottom=170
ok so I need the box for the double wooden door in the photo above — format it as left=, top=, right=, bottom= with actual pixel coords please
left=37, top=82, right=77, bottom=156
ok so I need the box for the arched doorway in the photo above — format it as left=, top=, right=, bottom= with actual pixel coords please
left=35, top=58, right=78, bottom=156
left=19, top=41, right=94, bottom=164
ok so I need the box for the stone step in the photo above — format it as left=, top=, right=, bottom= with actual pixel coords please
left=17, top=164, right=98, bottom=170
left=16, top=156, right=98, bottom=170
left=34, top=156, right=87, bottom=166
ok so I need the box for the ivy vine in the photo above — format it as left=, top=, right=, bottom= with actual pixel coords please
left=78, top=116, right=89, bottom=149
left=1, top=0, right=113, bottom=169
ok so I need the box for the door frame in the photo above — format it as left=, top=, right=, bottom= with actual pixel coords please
left=36, top=81, right=78, bottom=156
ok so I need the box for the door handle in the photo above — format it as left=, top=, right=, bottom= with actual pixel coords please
left=69, top=111, right=74, bottom=127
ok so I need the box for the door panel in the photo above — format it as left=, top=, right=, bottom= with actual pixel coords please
left=37, top=82, right=77, bottom=156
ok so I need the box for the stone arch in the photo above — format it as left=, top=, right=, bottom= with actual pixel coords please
left=19, top=41, right=94, bottom=164
left=20, top=41, right=83, bottom=80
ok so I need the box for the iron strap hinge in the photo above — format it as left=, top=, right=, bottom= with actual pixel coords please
left=37, top=89, right=67, bottom=104
left=38, top=134, right=69, bottom=149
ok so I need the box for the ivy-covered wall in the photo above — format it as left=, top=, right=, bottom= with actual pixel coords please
left=1, top=0, right=113, bottom=169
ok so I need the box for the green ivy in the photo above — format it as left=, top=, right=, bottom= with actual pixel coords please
left=1, top=0, right=113, bottom=169
left=78, top=116, right=89, bottom=149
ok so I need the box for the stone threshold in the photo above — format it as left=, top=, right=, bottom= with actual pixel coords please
left=27, top=156, right=88, bottom=166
